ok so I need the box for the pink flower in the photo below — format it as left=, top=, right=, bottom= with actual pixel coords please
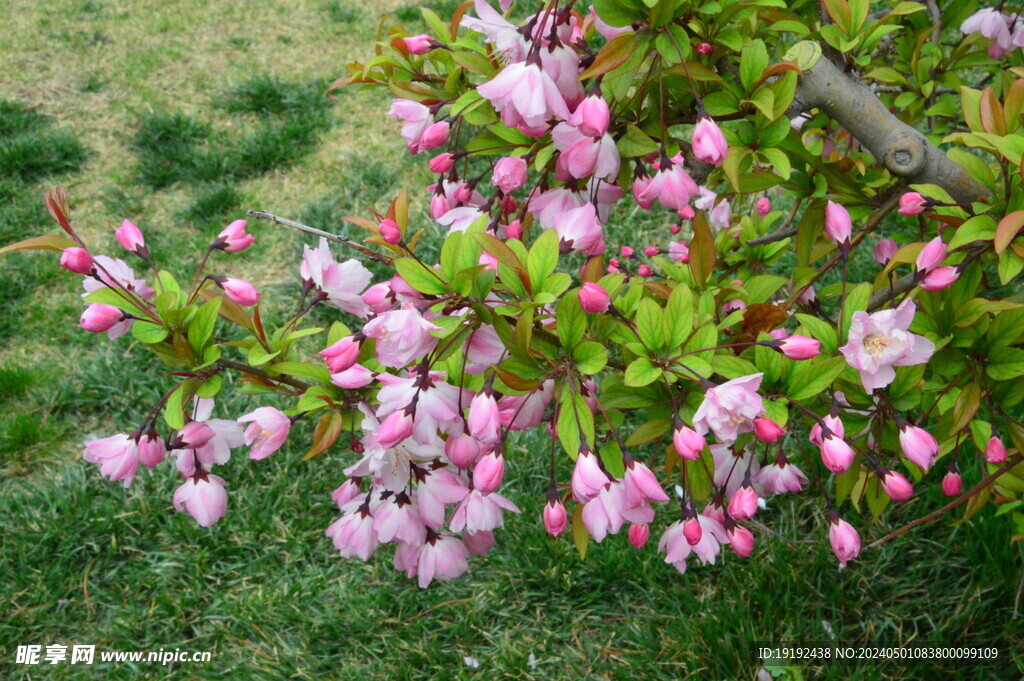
left=692, top=373, right=765, bottom=443
left=217, top=277, right=259, bottom=306
left=961, top=8, right=1013, bottom=53
left=429, top=152, right=455, bottom=174
left=417, top=468, right=470, bottom=528
left=378, top=218, right=401, bottom=245
left=668, top=241, right=690, bottom=263
left=462, top=530, right=495, bottom=556
left=874, top=238, right=898, bottom=265
left=728, top=525, right=755, bottom=557
left=544, top=496, right=568, bottom=536
left=320, top=335, right=361, bottom=373
left=810, top=413, right=844, bottom=446
left=942, top=470, right=963, bottom=496
left=362, top=282, right=394, bottom=314
left=756, top=197, right=771, bottom=217
left=388, top=99, right=433, bottom=153
left=628, top=523, right=650, bottom=548
left=777, top=334, right=820, bottom=360
left=569, top=94, right=611, bottom=137
left=173, top=475, right=228, bottom=528
left=464, top=324, right=505, bottom=375
left=658, top=514, right=729, bottom=573
left=83, top=433, right=140, bottom=487
left=460, top=0, right=529, bottom=63
left=419, top=120, right=450, bottom=150
left=402, top=34, right=433, bottom=54
left=838, top=299, right=935, bottom=392
left=572, top=448, right=609, bottom=502
left=238, top=406, right=290, bottom=460
left=820, top=434, right=855, bottom=473
left=492, top=156, right=528, bottom=194
left=416, top=534, right=470, bottom=588
left=552, top=123, right=620, bottom=181
left=728, top=486, right=758, bottom=520
left=916, top=236, right=947, bottom=272
left=177, top=420, right=216, bottom=449
left=116, top=219, right=145, bottom=253
left=880, top=469, right=914, bottom=501
left=898, top=192, right=927, bottom=216
left=622, top=456, right=669, bottom=507
left=468, top=393, right=502, bottom=444
left=497, top=380, right=554, bottom=430
left=477, top=61, right=569, bottom=132
left=691, top=117, right=728, bottom=166
left=824, top=201, right=852, bottom=244
left=377, top=411, right=415, bottom=449
left=449, top=489, right=520, bottom=533
left=137, top=431, right=165, bottom=468
left=215, top=219, right=254, bottom=252
left=683, top=517, right=703, bottom=546
left=899, top=422, right=938, bottom=471
left=326, top=507, right=378, bottom=560
left=332, top=480, right=362, bottom=510
left=362, top=305, right=442, bottom=368
left=753, top=458, right=807, bottom=494
left=554, top=202, right=604, bottom=255
left=60, top=247, right=93, bottom=274
left=299, top=236, right=372, bottom=315
left=472, top=451, right=505, bottom=494
left=986, top=436, right=1007, bottom=464
left=330, top=364, right=374, bottom=389
left=753, top=417, right=786, bottom=443
left=639, top=157, right=699, bottom=212
left=80, top=303, right=123, bottom=334
left=578, top=282, right=610, bottom=313
left=828, top=515, right=860, bottom=567
left=673, top=425, right=706, bottom=460
left=921, top=266, right=959, bottom=291
left=373, top=493, right=427, bottom=546
left=581, top=482, right=627, bottom=542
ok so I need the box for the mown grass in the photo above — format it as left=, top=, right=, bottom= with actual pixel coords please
left=0, top=0, right=1023, bottom=679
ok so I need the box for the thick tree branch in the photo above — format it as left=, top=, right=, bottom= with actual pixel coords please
left=789, top=51, right=990, bottom=204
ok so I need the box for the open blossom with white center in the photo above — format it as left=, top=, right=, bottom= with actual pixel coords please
left=347, top=407, right=445, bottom=492
left=362, top=305, right=442, bottom=369
left=838, top=299, right=934, bottom=392
left=300, top=237, right=373, bottom=317
left=693, top=374, right=765, bottom=444
left=237, top=407, right=290, bottom=460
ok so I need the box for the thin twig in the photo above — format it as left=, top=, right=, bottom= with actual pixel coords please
left=245, top=209, right=393, bottom=264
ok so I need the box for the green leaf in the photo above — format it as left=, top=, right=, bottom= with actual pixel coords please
left=625, top=357, right=662, bottom=387
left=617, top=124, right=660, bottom=158
left=786, top=356, right=847, bottom=400
left=635, top=297, right=664, bottom=350
left=527, top=228, right=559, bottom=293
left=164, top=381, right=196, bottom=430
left=987, top=347, right=1024, bottom=381
left=269, top=361, right=331, bottom=383
left=196, top=374, right=223, bottom=399
left=688, top=210, right=716, bottom=287
left=132, top=320, right=169, bottom=344
left=573, top=341, right=608, bottom=375
left=625, top=418, right=672, bottom=447
left=557, top=388, right=593, bottom=457
left=663, top=284, right=694, bottom=348
left=188, top=296, right=221, bottom=356
left=556, top=293, right=587, bottom=349
left=739, top=39, right=768, bottom=92
left=795, top=313, right=838, bottom=356
left=394, top=258, right=448, bottom=295
left=83, top=287, right=150, bottom=319
left=841, top=283, right=871, bottom=342
left=572, top=504, right=589, bottom=559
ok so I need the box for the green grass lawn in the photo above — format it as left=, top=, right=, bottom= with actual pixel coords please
left=1, top=0, right=1023, bottom=679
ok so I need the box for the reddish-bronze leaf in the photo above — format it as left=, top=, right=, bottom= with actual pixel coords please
left=304, top=412, right=343, bottom=461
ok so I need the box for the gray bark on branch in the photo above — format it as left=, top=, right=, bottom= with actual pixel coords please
left=789, top=52, right=990, bottom=205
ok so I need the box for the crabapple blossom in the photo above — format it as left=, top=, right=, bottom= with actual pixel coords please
left=874, top=238, right=898, bottom=264
left=839, top=299, right=934, bottom=392
left=416, top=533, right=470, bottom=588
left=83, top=433, right=140, bottom=488
left=753, top=417, right=786, bottom=444
left=916, top=236, right=947, bottom=272
left=137, top=431, right=165, bottom=468
left=728, top=486, right=758, bottom=520
left=756, top=197, right=771, bottom=216
left=753, top=457, right=808, bottom=494
left=477, top=61, right=569, bottom=133
left=828, top=515, right=861, bottom=567
left=899, top=422, right=938, bottom=471
left=776, top=334, right=821, bottom=360
left=578, top=282, right=609, bottom=313
left=568, top=94, right=610, bottom=137
left=824, top=201, right=852, bottom=245
left=60, top=247, right=92, bottom=274
left=673, top=425, right=705, bottom=460
left=879, top=469, right=914, bottom=501
left=692, top=373, right=765, bottom=443
left=986, top=436, right=1007, bottom=464
left=942, top=470, right=963, bottom=496
left=921, top=266, right=959, bottom=291
left=402, top=34, right=433, bottom=54
left=320, top=335, right=362, bottom=373
left=214, top=219, right=254, bottom=252
left=691, top=117, right=728, bottom=166
left=115, top=219, right=145, bottom=254
left=472, top=451, right=505, bottom=494
left=173, top=475, right=229, bottom=528
left=216, top=277, right=259, bottom=306
left=362, top=305, right=442, bottom=368
left=572, top=447, right=609, bottom=502
left=899, top=192, right=927, bottom=216
left=544, top=496, right=568, bottom=536
left=628, top=523, right=650, bottom=548
left=238, top=407, right=291, bottom=460
left=80, top=303, right=123, bottom=334
left=492, top=156, right=528, bottom=193
left=301, top=237, right=373, bottom=317
left=378, top=218, right=401, bottom=245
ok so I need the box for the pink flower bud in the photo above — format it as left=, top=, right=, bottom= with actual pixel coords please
left=898, top=191, right=927, bottom=216
left=377, top=410, right=414, bottom=449
left=942, top=470, right=963, bottom=496
left=753, top=417, right=786, bottom=444
left=628, top=523, right=649, bottom=548
left=820, top=435, right=855, bottom=473
left=430, top=193, right=449, bottom=219
left=472, top=451, right=505, bottom=494
left=80, top=303, right=123, bottom=333
left=986, top=436, right=1007, bottom=464
left=620, top=245, right=634, bottom=258
left=578, top=282, right=610, bottom=314
left=571, top=448, right=608, bottom=503
left=453, top=183, right=473, bottom=204
left=116, top=219, right=145, bottom=253
left=643, top=246, right=659, bottom=257
left=899, top=423, right=938, bottom=471
left=824, top=201, right=852, bottom=244
left=320, top=335, right=361, bottom=373
left=429, top=152, right=455, bottom=173
left=218, top=277, right=260, bottom=306
left=544, top=497, right=567, bottom=536
left=505, top=219, right=523, bottom=240
left=880, top=469, right=914, bottom=501
left=402, top=34, right=433, bottom=54
left=683, top=517, right=703, bottom=545
left=216, top=219, right=254, bottom=252
left=672, top=425, right=705, bottom=460
left=445, top=433, right=481, bottom=469
left=691, top=117, right=728, bottom=166
left=728, top=525, right=755, bottom=557
left=379, top=218, right=401, bottom=245
left=419, top=121, right=449, bottom=151
left=756, top=197, right=771, bottom=217
left=695, top=42, right=713, bottom=55
left=916, top=237, right=947, bottom=272
left=679, top=205, right=695, bottom=220
left=468, top=393, right=502, bottom=444
left=60, top=247, right=93, bottom=274
left=777, top=334, right=820, bottom=360
left=362, top=282, right=394, bottom=314
left=727, top=486, right=758, bottom=520
left=173, top=475, right=228, bottom=528
left=874, top=238, right=898, bottom=265
left=138, top=432, right=165, bottom=468
left=569, top=94, right=611, bottom=137
left=920, top=266, right=959, bottom=291
left=828, top=516, right=860, bottom=567
left=637, top=264, right=653, bottom=277
left=492, top=156, right=528, bottom=194
left=178, top=421, right=216, bottom=448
